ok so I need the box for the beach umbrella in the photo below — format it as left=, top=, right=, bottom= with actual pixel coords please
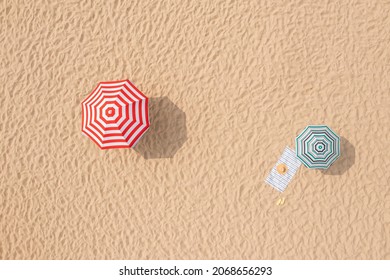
left=295, top=125, right=340, bottom=169
left=82, top=80, right=149, bottom=149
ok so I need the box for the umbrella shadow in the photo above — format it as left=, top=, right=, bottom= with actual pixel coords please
left=321, top=137, right=355, bottom=176
left=134, top=97, right=187, bottom=159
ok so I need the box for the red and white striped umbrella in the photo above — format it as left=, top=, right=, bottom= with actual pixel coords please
left=82, top=80, right=150, bottom=149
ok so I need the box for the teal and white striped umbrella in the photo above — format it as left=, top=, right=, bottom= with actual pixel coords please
left=295, top=125, right=340, bottom=169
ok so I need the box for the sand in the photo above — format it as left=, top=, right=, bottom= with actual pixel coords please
left=0, top=0, right=389, bottom=259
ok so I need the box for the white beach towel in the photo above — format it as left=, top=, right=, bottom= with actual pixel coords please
left=265, top=146, right=301, bottom=192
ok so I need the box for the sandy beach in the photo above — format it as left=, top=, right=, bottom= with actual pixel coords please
left=0, top=0, right=389, bottom=259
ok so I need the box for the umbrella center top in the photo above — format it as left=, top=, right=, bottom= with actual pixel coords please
left=315, top=142, right=325, bottom=152
left=106, top=108, right=115, bottom=117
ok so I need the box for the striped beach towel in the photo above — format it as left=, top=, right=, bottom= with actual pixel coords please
left=265, top=146, right=301, bottom=192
